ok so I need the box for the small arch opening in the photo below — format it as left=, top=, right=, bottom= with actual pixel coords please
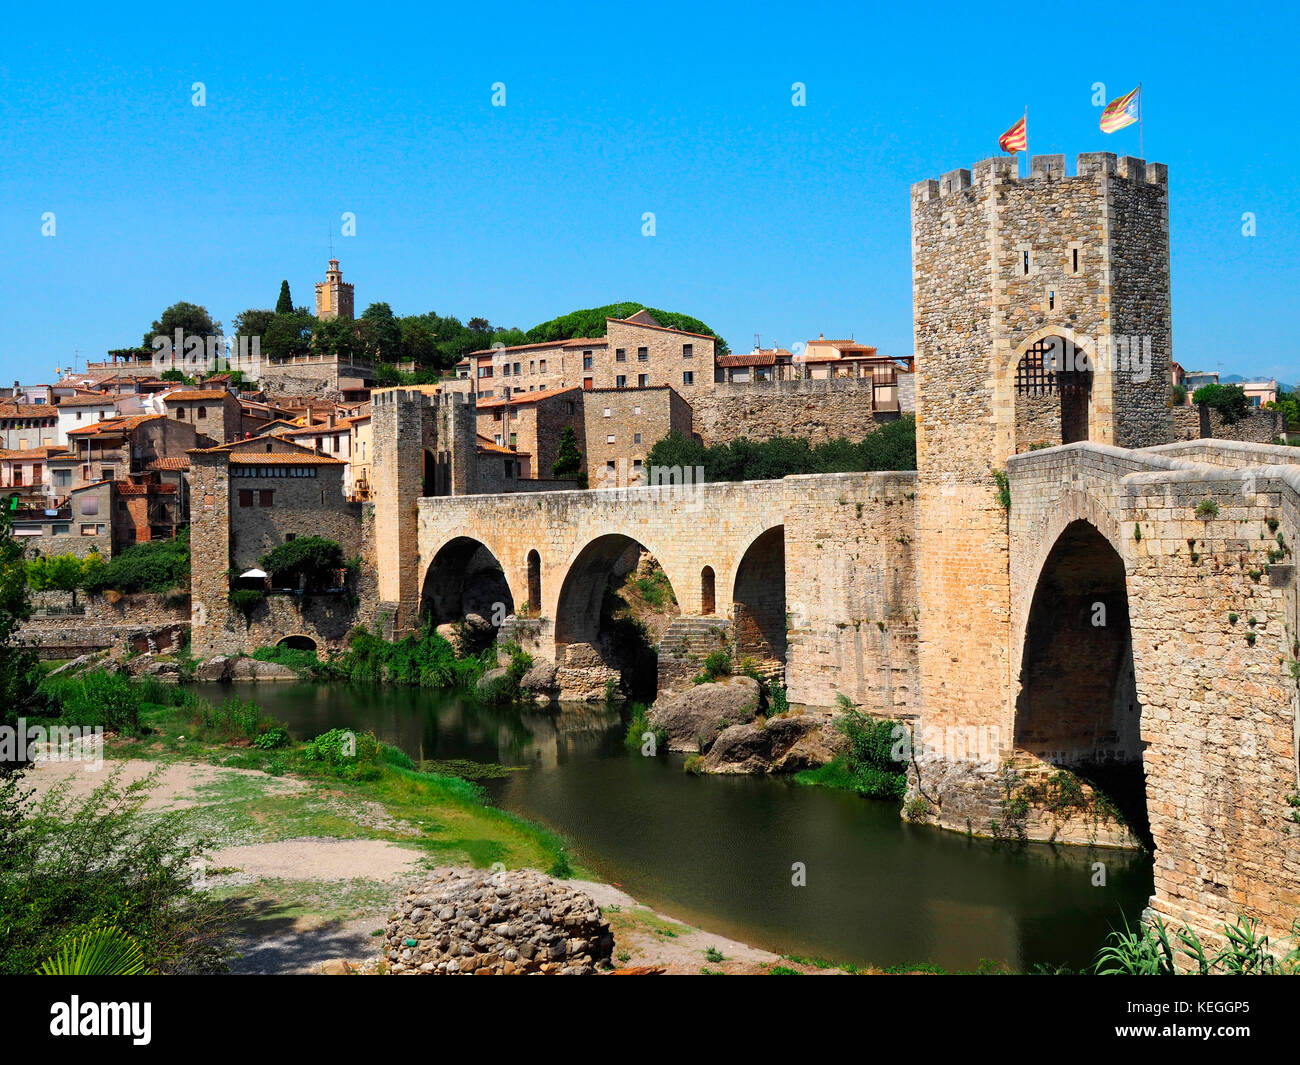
left=277, top=634, right=317, bottom=653
left=700, top=566, right=716, bottom=615
left=526, top=549, right=542, bottom=615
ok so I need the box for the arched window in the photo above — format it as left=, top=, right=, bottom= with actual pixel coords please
left=527, top=550, right=541, bottom=614
left=1014, top=336, right=1094, bottom=446
left=701, top=566, right=716, bottom=615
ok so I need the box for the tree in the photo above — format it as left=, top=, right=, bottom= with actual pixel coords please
left=1266, top=386, right=1299, bottom=430
left=260, top=537, right=344, bottom=593
left=232, top=308, right=275, bottom=340
left=525, top=302, right=729, bottom=355
left=262, top=312, right=315, bottom=361
left=141, top=302, right=221, bottom=350
left=0, top=511, right=36, bottom=774
left=26, top=554, right=90, bottom=610
left=552, top=427, right=585, bottom=483
left=275, top=280, right=294, bottom=315
left=1192, top=383, right=1251, bottom=425
left=358, top=303, right=401, bottom=360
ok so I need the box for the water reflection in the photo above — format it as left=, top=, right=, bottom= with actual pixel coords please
left=203, top=681, right=1153, bottom=970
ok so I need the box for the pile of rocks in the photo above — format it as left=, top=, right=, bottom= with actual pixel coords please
left=385, top=867, right=614, bottom=975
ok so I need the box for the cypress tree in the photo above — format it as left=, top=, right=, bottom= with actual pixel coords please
left=276, top=280, right=293, bottom=315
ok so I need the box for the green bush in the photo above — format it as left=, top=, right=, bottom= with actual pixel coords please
left=252, top=644, right=322, bottom=676
left=646, top=418, right=916, bottom=482
left=0, top=768, right=231, bottom=975
left=340, top=622, right=486, bottom=690
left=623, top=705, right=666, bottom=755
left=228, top=588, right=264, bottom=618
left=252, top=726, right=290, bottom=750
left=767, top=680, right=790, bottom=716
left=259, top=536, right=345, bottom=592
left=1192, top=383, right=1251, bottom=425
left=39, top=671, right=143, bottom=733
left=694, top=650, right=733, bottom=684
left=191, top=697, right=275, bottom=744
left=794, top=702, right=907, bottom=800
left=301, top=728, right=382, bottom=779
left=83, top=529, right=190, bottom=595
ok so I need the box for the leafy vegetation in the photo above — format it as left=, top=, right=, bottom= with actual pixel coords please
left=795, top=697, right=908, bottom=800
left=0, top=768, right=232, bottom=974
left=38, top=925, right=149, bottom=975
left=83, top=528, right=190, bottom=596
left=0, top=511, right=39, bottom=772
left=694, top=650, right=733, bottom=684
left=524, top=302, right=728, bottom=355
left=37, top=670, right=150, bottom=733
left=552, top=426, right=587, bottom=485
left=1191, top=383, right=1251, bottom=425
left=623, top=705, right=666, bottom=756
left=1094, top=913, right=1300, bottom=975
left=646, top=418, right=916, bottom=482
left=259, top=536, right=345, bottom=592
left=338, top=621, right=490, bottom=690
left=26, top=553, right=102, bottom=609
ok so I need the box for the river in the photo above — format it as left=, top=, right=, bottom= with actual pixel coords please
left=202, top=680, right=1154, bottom=971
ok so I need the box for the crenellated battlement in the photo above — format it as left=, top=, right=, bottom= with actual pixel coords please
left=911, top=152, right=1167, bottom=202
left=372, top=385, right=471, bottom=409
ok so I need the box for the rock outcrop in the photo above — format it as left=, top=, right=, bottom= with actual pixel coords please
left=703, top=714, right=846, bottom=774
left=385, top=867, right=614, bottom=975
left=646, top=676, right=761, bottom=753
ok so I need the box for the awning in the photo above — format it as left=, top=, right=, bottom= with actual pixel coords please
left=239, top=568, right=268, bottom=579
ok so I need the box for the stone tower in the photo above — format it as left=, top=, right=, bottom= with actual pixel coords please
left=910, top=152, right=1172, bottom=740
left=314, top=259, right=355, bottom=321
left=370, top=387, right=476, bottom=636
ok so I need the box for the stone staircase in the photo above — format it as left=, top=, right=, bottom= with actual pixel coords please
left=656, top=616, right=733, bottom=693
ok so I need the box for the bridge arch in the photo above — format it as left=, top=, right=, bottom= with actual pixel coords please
left=731, top=524, right=786, bottom=668
left=420, top=536, right=516, bottom=631
left=277, top=633, right=317, bottom=652
left=1013, top=515, right=1148, bottom=842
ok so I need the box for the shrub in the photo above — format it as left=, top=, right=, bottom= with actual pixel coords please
left=623, top=705, right=666, bottom=756
left=39, top=671, right=143, bottom=733
left=259, top=536, right=345, bottom=592
left=645, top=418, right=916, bottom=482
left=694, top=650, right=733, bottom=684
left=1196, top=498, right=1220, bottom=519
left=252, top=726, right=290, bottom=750
left=795, top=701, right=907, bottom=800
left=341, top=622, right=485, bottom=690
left=252, top=644, right=321, bottom=677
left=228, top=588, right=264, bottom=618
left=301, top=728, right=382, bottom=779
left=191, top=697, right=274, bottom=744
left=767, top=680, right=790, bottom=716
left=82, top=528, right=189, bottom=595
left=0, top=768, right=232, bottom=975
left=1192, top=383, right=1251, bottom=425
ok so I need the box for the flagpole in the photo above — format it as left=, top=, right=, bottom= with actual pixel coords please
left=1023, top=105, right=1028, bottom=173
left=1138, top=82, right=1144, bottom=159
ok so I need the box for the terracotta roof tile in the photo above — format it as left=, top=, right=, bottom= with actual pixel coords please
left=228, top=453, right=345, bottom=465
left=475, top=386, right=580, bottom=410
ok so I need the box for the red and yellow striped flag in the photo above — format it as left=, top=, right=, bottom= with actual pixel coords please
left=1100, top=87, right=1141, bottom=133
left=999, top=115, right=1027, bottom=153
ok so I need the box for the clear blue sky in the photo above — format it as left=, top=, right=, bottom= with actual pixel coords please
left=2, top=0, right=1296, bottom=385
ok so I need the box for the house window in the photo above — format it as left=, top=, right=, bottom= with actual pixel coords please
left=53, top=469, right=70, bottom=487
left=566, top=401, right=575, bottom=415
left=583, top=378, right=593, bottom=390
left=615, top=348, right=626, bottom=362
left=513, top=363, right=521, bottom=375
left=76, top=412, right=82, bottom=421
left=259, top=490, right=274, bottom=507
left=80, top=523, right=101, bottom=536
left=683, top=371, right=695, bottom=385
left=1022, top=250, right=1031, bottom=274
left=606, top=434, right=615, bottom=444
left=682, top=344, right=693, bottom=357
left=633, top=406, right=641, bottom=415
left=583, top=355, right=594, bottom=370
left=1068, top=244, right=1082, bottom=275
left=197, top=406, right=207, bottom=419
left=238, top=490, right=253, bottom=507
left=603, top=408, right=611, bottom=418
left=509, top=433, right=517, bottom=447
left=633, top=433, right=642, bottom=444
left=539, top=359, right=547, bottom=372
left=52, top=523, right=70, bottom=535
left=615, top=375, right=626, bottom=389
left=638, top=374, right=648, bottom=388
left=637, top=347, right=648, bottom=362
left=502, top=364, right=511, bottom=376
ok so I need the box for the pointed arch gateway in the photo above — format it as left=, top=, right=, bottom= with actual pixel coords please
left=1012, top=333, right=1096, bottom=451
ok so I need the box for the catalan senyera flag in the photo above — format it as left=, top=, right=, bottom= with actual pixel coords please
left=1100, top=86, right=1141, bottom=133
left=999, top=115, right=1027, bottom=153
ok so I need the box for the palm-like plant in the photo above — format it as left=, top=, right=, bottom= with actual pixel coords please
left=38, top=927, right=148, bottom=976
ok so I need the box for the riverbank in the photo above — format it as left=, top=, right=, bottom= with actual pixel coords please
left=22, top=708, right=855, bottom=975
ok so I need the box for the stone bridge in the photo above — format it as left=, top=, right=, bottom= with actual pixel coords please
left=912, top=438, right=1300, bottom=951
left=415, top=472, right=920, bottom=707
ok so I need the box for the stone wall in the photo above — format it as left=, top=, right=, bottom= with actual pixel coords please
left=689, top=379, right=889, bottom=447
left=783, top=472, right=919, bottom=712
left=583, top=386, right=692, bottom=486
left=19, top=591, right=190, bottom=658
left=1171, top=404, right=1282, bottom=444
left=997, top=441, right=1300, bottom=953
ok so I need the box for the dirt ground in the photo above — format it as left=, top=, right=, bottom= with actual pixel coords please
left=27, top=754, right=844, bottom=975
